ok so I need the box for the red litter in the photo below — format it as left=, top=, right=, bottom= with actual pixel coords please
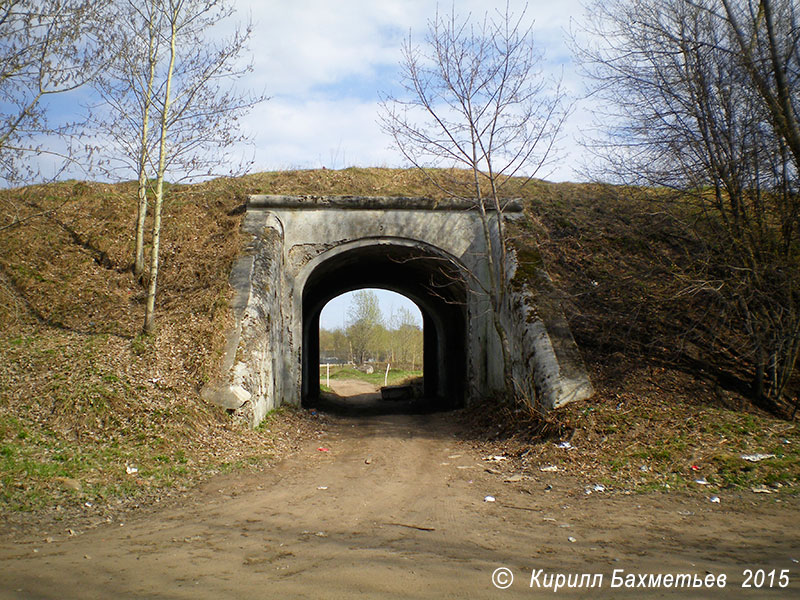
left=317, top=447, right=330, bottom=452
left=691, top=465, right=700, bottom=471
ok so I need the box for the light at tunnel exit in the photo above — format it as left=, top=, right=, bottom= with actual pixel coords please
left=320, top=288, right=422, bottom=330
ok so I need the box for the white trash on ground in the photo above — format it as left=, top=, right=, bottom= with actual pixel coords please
left=483, top=455, right=508, bottom=462
left=741, top=453, right=776, bottom=462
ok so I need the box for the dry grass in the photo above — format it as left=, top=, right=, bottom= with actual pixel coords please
left=0, top=168, right=797, bottom=522
left=0, top=169, right=463, bottom=518
left=0, top=177, right=281, bottom=518
left=485, top=181, right=800, bottom=495
left=460, top=365, right=800, bottom=496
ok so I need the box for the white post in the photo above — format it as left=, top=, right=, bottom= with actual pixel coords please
left=326, top=363, right=330, bottom=388
left=384, top=363, right=390, bottom=387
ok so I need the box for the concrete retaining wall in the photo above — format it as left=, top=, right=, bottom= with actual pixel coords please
left=204, top=195, right=593, bottom=426
left=501, top=252, right=594, bottom=411
left=201, top=212, right=287, bottom=426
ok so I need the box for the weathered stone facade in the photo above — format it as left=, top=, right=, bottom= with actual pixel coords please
left=203, top=195, right=593, bottom=426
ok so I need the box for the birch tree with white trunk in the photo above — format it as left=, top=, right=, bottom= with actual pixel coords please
left=90, top=0, right=264, bottom=333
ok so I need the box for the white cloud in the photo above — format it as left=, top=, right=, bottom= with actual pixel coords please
left=246, top=95, right=582, bottom=181
left=233, top=0, right=590, bottom=181
left=247, top=98, right=396, bottom=170
left=243, top=1, right=412, bottom=96
left=241, top=0, right=586, bottom=95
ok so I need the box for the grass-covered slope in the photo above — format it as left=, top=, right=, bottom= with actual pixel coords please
left=504, top=181, right=799, bottom=493
left=0, top=168, right=797, bottom=516
left=0, top=178, right=269, bottom=513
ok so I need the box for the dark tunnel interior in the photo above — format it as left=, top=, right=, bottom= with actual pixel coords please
left=301, top=242, right=468, bottom=412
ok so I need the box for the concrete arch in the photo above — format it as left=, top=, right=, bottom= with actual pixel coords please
left=203, top=195, right=594, bottom=427
left=296, top=237, right=471, bottom=409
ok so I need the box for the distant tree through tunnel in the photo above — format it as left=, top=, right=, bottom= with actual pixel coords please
left=318, top=288, right=423, bottom=368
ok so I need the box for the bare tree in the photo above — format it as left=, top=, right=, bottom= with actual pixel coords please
left=380, top=3, right=568, bottom=397
left=0, top=0, right=110, bottom=226
left=346, top=290, right=384, bottom=365
left=577, top=0, right=800, bottom=408
left=391, top=306, right=423, bottom=370
left=91, top=0, right=162, bottom=278
left=143, top=0, right=265, bottom=334
left=720, top=0, right=800, bottom=173
left=89, top=0, right=265, bottom=333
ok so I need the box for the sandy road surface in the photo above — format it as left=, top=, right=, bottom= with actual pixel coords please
left=1, top=382, right=799, bottom=598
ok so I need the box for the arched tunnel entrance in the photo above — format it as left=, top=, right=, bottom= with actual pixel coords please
left=203, top=194, right=594, bottom=427
left=301, top=240, right=468, bottom=412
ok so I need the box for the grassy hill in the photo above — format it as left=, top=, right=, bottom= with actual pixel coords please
left=0, top=168, right=797, bottom=516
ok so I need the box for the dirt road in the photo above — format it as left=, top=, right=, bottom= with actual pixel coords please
left=1, top=382, right=798, bottom=598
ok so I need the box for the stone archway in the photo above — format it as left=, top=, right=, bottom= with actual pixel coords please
left=300, top=239, right=469, bottom=409
left=202, top=195, right=594, bottom=427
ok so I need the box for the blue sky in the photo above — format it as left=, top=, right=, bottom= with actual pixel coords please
left=235, top=0, right=590, bottom=180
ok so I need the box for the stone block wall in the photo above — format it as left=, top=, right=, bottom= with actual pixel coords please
left=501, top=249, right=594, bottom=410
left=201, top=212, right=286, bottom=427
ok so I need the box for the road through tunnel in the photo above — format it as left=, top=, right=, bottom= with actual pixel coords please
left=301, top=241, right=467, bottom=412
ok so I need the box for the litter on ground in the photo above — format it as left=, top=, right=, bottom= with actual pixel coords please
left=741, top=453, right=776, bottom=462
